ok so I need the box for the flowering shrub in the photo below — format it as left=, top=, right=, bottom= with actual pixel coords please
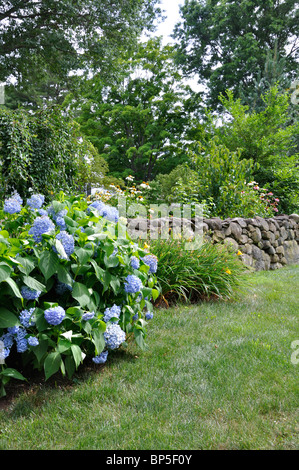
left=89, top=175, right=153, bottom=215
left=0, top=191, right=159, bottom=396
left=225, top=180, right=281, bottom=219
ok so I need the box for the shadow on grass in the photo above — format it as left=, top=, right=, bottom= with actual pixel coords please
left=0, top=347, right=138, bottom=414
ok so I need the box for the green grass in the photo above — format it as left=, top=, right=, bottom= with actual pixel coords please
left=0, top=265, right=298, bottom=450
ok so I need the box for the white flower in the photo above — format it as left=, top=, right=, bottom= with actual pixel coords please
left=119, top=216, right=127, bottom=225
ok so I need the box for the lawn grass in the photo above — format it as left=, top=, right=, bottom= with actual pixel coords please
left=0, top=265, right=298, bottom=450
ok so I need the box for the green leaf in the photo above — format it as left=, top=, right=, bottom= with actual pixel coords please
left=72, top=282, right=91, bottom=308
left=33, top=308, right=49, bottom=332
left=141, top=287, right=153, bottom=299
left=57, top=338, right=72, bottom=354
left=57, top=264, right=73, bottom=286
left=151, top=288, right=160, bottom=301
left=5, top=277, right=22, bottom=298
left=104, top=255, right=119, bottom=268
left=71, top=344, right=84, bottom=369
left=0, top=368, right=27, bottom=381
left=53, top=239, right=67, bottom=260
left=0, top=263, right=12, bottom=283
left=0, top=308, right=20, bottom=328
left=90, top=259, right=104, bottom=280
left=102, top=271, right=111, bottom=293
left=0, top=230, right=9, bottom=238
left=134, top=328, right=146, bottom=350
left=15, top=257, right=35, bottom=276
left=65, top=355, right=76, bottom=379
left=38, top=251, right=59, bottom=281
left=22, top=275, right=46, bottom=292
left=64, top=216, right=78, bottom=227
left=44, top=352, right=62, bottom=381
left=110, top=275, right=120, bottom=294
left=92, top=329, right=105, bottom=355
left=74, top=246, right=93, bottom=265
left=32, top=339, right=48, bottom=364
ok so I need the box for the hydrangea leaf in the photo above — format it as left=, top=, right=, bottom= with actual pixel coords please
left=22, top=275, right=46, bottom=292
left=0, top=307, right=20, bottom=328
left=0, top=263, right=12, bottom=283
left=44, top=351, right=62, bottom=381
left=38, top=251, right=59, bottom=281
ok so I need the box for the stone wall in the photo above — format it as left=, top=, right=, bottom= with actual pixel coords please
left=127, top=213, right=299, bottom=271
left=202, top=214, right=299, bottom=271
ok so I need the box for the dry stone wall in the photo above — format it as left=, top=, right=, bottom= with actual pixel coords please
left=202, top=214, right=299, bottom=271
left=127, top=213, right=299, bottom=271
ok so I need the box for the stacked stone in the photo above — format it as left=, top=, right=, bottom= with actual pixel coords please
left=126, top=214, right=299, bottom=271
left=203, top=214, right=299, bottom=271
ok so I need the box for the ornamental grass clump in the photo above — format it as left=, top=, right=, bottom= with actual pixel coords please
left=0, top=191, right=159, bottom=397
left=150, top=237, right=248, bottom=304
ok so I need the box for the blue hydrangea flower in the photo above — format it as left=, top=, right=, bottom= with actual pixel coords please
left=27, top=194, right=45, bottom=209
left=1, top=332, right=14, bottom=349
left=55, top=281, right=73, bottom=295
left=103, top=206, right=119, bottom=223
left=16, top=329, right=28, bottom=353
left=28, top=336, right=39, bottom=347
left=38, top=208, right=48, bottom=216
left=19, top=308, right=36, bottom=327
left=92, top=350, right=108, bottom=364
left=28, top=215, right=55, bottom=242
left=7, top=326, right=19, bottom=335
left=3, top=195, right=22, bottom=214
left=11, top=191, right=23, bottom=205
left=103, top=304, right=121, bottom=323
left=21, top=286, right=41, bottom=300
left=104, top=324, right=126, bottom=350
left=82, top=311, right=95, bottom=321
left=55, top=231, right=75, bottom=257
left=124, top=274, right=143, bottom=294
left=87, top=200, right=106, bottom=214
left=0, top=332, right=14, bottom=359
left=88, top=201, right=119, bottom=223
left=56, top=216, right=67, bottom=230
left=145, top=311, right=154, bottom=320
left=47, top=206, right=68, bottom=220
left=142, top=254, right=158, bottom=273
left=44, top=306, right=66, bottom=325
left=130, top=256, right=140, bottom=269
left=132, top=313, right=139, bottom=321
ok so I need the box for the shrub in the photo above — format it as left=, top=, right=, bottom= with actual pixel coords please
left=0, top=106, right=106, bottom=200
left=150, top=237, right=248, bottom=305
left=0, top=191, right=159, bottom=396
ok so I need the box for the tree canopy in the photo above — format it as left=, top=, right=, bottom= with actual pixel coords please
left=70, top=38, right=203, bottom=182
left=0, top=0, right=161, bottom=107
left=173, top=0, right=299, bottom=108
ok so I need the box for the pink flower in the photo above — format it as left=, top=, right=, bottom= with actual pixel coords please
left=267, top=192, right=273, bottom=196
left=273, top=208, right=278, bottom=212
left=275, top=198, right=280, bottom=202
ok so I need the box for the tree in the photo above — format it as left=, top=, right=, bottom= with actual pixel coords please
left=0, top=105, right=104, bottom=198
left=210, top=87, right=299, bottom=212
left=215, top=87, right=298, bottom=168
left=173, top=0, right=299, bottom=108
left=69, top=38, right=203, bottom=182
left=0, top=0, right=160, bottom=108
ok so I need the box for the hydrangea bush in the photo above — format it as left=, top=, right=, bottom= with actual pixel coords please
left=0, top=191, right=159, bottom=396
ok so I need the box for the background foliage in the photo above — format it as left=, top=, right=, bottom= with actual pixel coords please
left=0, top=106, right=107, bottom=199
